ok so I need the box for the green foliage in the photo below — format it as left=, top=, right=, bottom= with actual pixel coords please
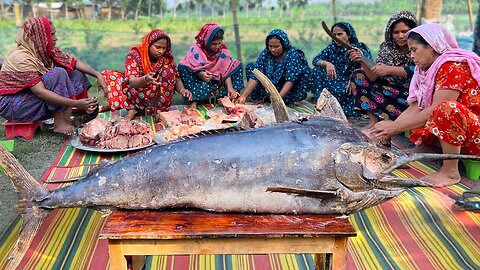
left=0, top=1, right=476, bottom=73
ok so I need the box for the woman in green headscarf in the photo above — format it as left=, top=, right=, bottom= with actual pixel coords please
left=311, top=22, right=372, bottom=116
left=236, top=29, right=310, bottom=105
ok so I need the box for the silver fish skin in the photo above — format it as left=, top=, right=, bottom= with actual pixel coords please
left=37, top=116, right=400, bottom=214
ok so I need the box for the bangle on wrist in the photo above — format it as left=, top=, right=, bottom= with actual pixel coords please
left=143, top=75, right=149, bottom=83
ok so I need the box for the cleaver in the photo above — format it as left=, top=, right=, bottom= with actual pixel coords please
left=321, top=21, right=376, bottom=68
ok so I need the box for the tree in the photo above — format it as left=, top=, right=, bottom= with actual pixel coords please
left=135, top=0, right=143, bottom=20
left=420, top=0, right=442, bottom=21
left=172, top=0, right=179, bottom=18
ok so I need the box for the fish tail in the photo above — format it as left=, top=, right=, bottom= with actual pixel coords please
left=0, top=144, right=50, bottom=268
left=0, top=144, right=49, bottom=206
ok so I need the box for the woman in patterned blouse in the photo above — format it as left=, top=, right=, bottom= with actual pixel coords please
left=102, top=29, right=192, bottom=120
left=311, top=22, right=372, bottom=116
left=236, top=29, right=310, bottom=105
left=350, top=11, right=418, bottom=128
left=368, top=23, right=480, bottom=187
left=178, top=23, right=243, bottom=109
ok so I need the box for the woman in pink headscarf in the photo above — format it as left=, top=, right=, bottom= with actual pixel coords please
left=178, top=23, right=244, bottom=109
left=368, top=23, right=480, bottom=187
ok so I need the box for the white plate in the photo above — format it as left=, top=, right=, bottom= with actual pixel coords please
left=70, top=136, right=155, bottom=153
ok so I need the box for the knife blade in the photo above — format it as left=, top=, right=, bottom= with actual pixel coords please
left=321, top=21, right=376, bottom=68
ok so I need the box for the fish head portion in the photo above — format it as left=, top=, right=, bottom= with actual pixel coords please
left=334, top=143, right=396, bottom=191
left=334, top=143, right=432, bottom=192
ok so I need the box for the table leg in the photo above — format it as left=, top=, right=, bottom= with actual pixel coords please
left=314, top=253, right=327, bottom=270
left=108, top=241, right=128, bottom=270
left=331, top=237, right=347, bottom=270
left=132, top=255, right=146, bottom=270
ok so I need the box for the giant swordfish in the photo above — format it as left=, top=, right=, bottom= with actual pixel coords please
left=1, top=69, right=478, bottom=268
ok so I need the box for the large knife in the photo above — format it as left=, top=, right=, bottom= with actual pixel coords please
left=321, top=21, right=376, bottom=68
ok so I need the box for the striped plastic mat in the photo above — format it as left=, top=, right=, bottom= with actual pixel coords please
left=1, top=101, right=479, bottom=270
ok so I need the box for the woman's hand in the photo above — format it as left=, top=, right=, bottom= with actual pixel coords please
left=96, top=74, right=108, bottom=97
left=228, top=89, right=240, bottom=99
left=144, top=72, right=160, bottom=85
left=179, top=88, right=193, bottom=100
left=325, top=62, right=337, bottom=79
left=75, top=97, right=99, bottom=111
left=371, top=63, right=391, bottom=77
left=348, top=48, right=363, bottom=63
left=235, top=94, right=247, bottom=104
left=367, top=120, right=398, bottom=142
left=198, top=71, right=213, bottom=82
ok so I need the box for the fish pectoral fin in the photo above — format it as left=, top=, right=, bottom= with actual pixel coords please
left=87, top=160, right=117, bottom=176
left=266, top=186, right=338, bottom=198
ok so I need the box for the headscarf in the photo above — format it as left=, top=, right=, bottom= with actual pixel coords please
left=0, top=17, right=75, bottom=95
left=324, top=22, right=372, bottom=75
left=407, top=23, right=480, bottom=109
left=179, top=23, right=241, bottom=80
left=131, top=29, right=175, bottom=74
left=376, top=11, right=417, bottom=66
left=255, top=29, right=309, bottom=85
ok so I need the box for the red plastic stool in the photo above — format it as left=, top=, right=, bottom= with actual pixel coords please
left=2, top=120, right=44, bottom=141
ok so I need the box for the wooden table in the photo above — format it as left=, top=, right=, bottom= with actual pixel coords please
left=99, top=210, right=356, bottom=270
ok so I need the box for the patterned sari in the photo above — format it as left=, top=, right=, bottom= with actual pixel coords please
left=102, top=29, right=178, bottom=112
left=406, top=24, right=480, bottom=154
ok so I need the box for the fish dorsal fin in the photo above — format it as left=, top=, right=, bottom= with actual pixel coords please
left=315, top=88, right=347, bottom=122
left=252, top=69, right=290, bottom=123
left=266, top=186, right=339, bottom=199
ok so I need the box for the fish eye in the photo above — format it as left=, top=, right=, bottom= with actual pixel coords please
left=381, top=153, right=392, bottom=163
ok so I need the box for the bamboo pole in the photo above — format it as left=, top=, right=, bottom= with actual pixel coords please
left=467, top=0, right=474, bottom=32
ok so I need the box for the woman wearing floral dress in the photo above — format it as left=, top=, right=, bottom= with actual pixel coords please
left=349, top=10, right=418, bottom=128
left=368, top=23, right=480, bottom=186
left=102, top=29, right=192, bottom=120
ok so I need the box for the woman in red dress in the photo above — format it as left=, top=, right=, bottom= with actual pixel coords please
left=103, top=29, right=192, bottom=120
left=368, top=23, right=480, bottom=187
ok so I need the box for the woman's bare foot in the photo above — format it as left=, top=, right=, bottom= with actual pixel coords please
left=53, top=119, right=76, bottom=135
left=53, top=112, right=76, bottom=135
left=422, top=166, right=461, bottom=187
left=125, top=110, right=137, bottom=121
